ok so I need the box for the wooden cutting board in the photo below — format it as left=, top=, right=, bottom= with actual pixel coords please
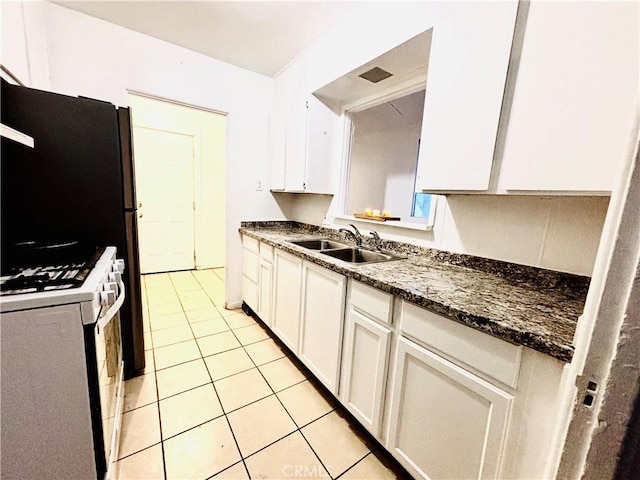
left=353, top=213, right=401, bottom=222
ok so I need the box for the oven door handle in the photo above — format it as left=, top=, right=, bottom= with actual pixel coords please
left=97, top=280, right=126, bottom=333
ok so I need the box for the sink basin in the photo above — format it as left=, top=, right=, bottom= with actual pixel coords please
left=321, top=247, right=405, bottom=264
left=291, top=238, right=348, bottom=250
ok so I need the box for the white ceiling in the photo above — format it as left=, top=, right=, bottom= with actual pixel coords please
left=53, top=1, right=362, bottom=77
left=314, top=29, right=432, bottom=106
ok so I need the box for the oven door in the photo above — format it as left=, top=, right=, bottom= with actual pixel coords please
left=88, top=280, right=126, bottom=479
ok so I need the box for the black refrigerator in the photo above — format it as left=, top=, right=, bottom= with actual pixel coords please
left=1, top=79, right=145, bottom=378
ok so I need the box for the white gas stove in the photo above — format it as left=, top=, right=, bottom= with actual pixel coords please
left=0, top=246, right=127, bottom=479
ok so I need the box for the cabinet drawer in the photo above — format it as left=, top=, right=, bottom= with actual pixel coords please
left=400, top=301, right=521, bottom=389
left=242, top=248, right=259, bottom=283
left=350, top=281, right=392, bottom=325
left=387, top=336, right=512, bottom=480
left=260, top=242, right=274, bottom=263
left=243, top=235, right=259, bottom=254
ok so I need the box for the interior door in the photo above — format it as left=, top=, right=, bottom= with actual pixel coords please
left=133, top=126, right=195, bottom=273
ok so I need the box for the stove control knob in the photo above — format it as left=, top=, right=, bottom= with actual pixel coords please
left=100, top=290, right=116, bottom=307
left=113, top=259, right=125, bottom=273
left=108, top=272, right=122, bottom=284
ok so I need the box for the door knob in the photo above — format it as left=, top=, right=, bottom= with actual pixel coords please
left=139, top=213, right=144, bottom=219
left=138, top=202, right=143, bottom=208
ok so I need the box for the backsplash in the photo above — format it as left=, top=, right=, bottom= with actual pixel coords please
left=240, top=220, right=591, bottom=298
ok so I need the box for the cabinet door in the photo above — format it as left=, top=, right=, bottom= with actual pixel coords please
left=257, top=258, right=273, bottom=327
left=269, top=66, right=297, bottom=191
left=241, top=238, right=259, bottom=283
left=241, top=235, right=260, bottom=312
left=498, top=1, right=638, bottom=192
left=272, top=250, right=303, bottom=352
left=304, top=95, right=335, bottom=194
left=241, top=275, right=258, bottom=312
left=268, top=112, right=287, bottom=191
left=415, top=0, right=518, bottom=191
left=298, top=261, right=346, bottom=394
left=340, top=308, right=391, bottom=439
left=284, top=99, right=309, bottom=192
left=387, top=337, right=512, bottom=480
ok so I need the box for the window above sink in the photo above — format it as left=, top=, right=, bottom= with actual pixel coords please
left=314, top=29, right=439, bottom=232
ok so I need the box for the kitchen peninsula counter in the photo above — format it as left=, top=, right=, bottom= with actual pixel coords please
left=240, top=221, right=590, bottom=363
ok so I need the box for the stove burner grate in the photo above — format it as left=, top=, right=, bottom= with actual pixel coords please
left=0, top=247, right=105, bottom=295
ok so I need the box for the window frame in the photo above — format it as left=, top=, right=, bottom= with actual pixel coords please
left=329, top=75, right=437, bottom=231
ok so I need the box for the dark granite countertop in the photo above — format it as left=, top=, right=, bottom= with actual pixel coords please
left=240, top=221, right=591, bottom=363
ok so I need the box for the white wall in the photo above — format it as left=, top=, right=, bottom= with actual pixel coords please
left=348, top=127, right=419, bottom=217
left=278, top=1, right=610, bottom=277
left=1, top=1, right=50, bottom=88
left=331, top=195, right=609, bottom=277
left=441, top=196, right=609, bottom=275
left=5, top=1, right=287, bottom=306
left=348, top=90, right=424, bottom=219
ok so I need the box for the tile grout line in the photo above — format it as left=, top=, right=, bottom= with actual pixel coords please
left=156, top=273, right=191, bottom=480
left=145, top=272, right=201, bottom=477
left=156, top=270, right=225, bottom=477
left=184, top=269, right=252, bottom=480
left=120, top=273, right=168, bottom=479
left=137, top=270, right=378, bottom=480
left=222, top=315, right=303, bottom=478
left=333, top=451, right=375, bottom=480
left=231, top=322, right=340, bottom=480
left=242, top=311, right=373, bottom=480
left=116, top=440, right=163, bottom=463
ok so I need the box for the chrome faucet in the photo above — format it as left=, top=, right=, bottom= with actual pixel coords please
left=370, top=231, right=383, bottom=251
left=339, top=224, right=363, bottom=247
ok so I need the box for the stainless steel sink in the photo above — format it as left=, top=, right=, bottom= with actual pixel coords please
left=291, top=238, right=348, bottom=250
left=321, top=247, right=405, bottom=264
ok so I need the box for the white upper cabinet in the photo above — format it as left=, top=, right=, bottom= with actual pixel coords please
left=498, top=0, right=639, bottom=193
left=415, top=0, right=518, bottom=191
left=269, top=65, right=297, bottom=191
left=283, top=97, right=309, bottom=192
left=304, top=95, right=335, bottom=193
left=270, top=65, right=336, bottom=193
left=268, top=110, right=287, bottom=191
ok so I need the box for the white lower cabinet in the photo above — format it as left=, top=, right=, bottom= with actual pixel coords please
left=298, top=261, right=346, bottom=394
left=387, top=336, right=513, bottom=480
left=272, top=249, right=303, bottom=351
left=340, top=308, right=391, bottom=439
left=243, top=244, right=565, bottom=479
left=256, top=243, right=274, bottom=327
left=241, top=236, right=259, bottom=312
left=257, top=258, right=273, bottom=326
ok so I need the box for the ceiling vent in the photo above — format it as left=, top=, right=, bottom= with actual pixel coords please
left=358, top=67, right=393, bottom=83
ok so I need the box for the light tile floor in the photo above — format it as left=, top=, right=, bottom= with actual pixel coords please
left=115, top=269, right=410, bottom=480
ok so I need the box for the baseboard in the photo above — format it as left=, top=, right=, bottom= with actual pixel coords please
left=224, top=301, right=243, bottom=310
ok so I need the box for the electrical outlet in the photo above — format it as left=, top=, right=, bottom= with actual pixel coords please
left=256, top=180, right=263, bottom=191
